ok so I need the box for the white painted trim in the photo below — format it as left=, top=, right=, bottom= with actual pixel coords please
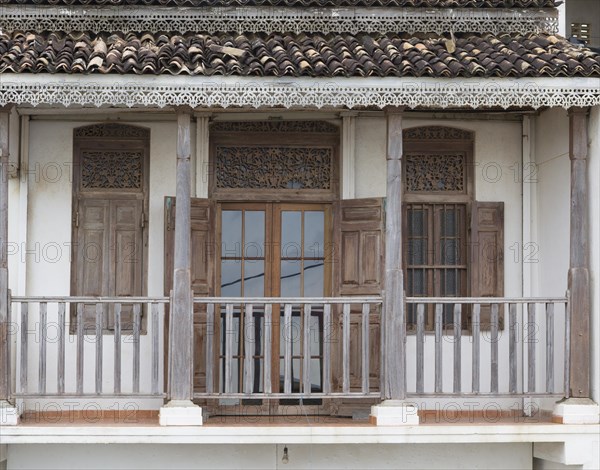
left=0, top=5, right=559, bottom=35
left=2, top=76, right=599, bottom=110
left=194, top=114, right=211, bottom=199
left=2, top=421, right=599, bottom=445
left=341, top=111, right=357, bottom=199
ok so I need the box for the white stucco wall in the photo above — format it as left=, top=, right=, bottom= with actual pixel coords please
left=6, top=443, right=533, bottom=470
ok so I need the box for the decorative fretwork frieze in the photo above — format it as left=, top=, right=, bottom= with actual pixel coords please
left=405, top=154, right=465, bottom=192
left=2, top=78, right=599, bottom=110
left=216, top=146, right=332, bottom=189
left=0, top=6, right=559, bottom=35
left=403, top=126, right=474, bottom=140
left=81, top=150, right=143, bottom=189
left=211, top=120, right=339, bottom=133
left=75, top=123, right=150, bottom=139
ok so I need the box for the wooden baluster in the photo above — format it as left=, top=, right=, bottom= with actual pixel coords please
left=434, top=303, right=443, bottom=394
left=152, top=303, right=160, bottom=396
left=490, top=303, right=499, bottom=394
left=20, top=303, right=28, bottom=394
left=471, top=303, right=481, bottom=394
left=361, top=303, right=370, bottom=395
left=303, top=304, right=311, bottom=396
left=509, top=303, right=517, bottom=394
left=546, top=302, right=555, bottom=394
left=132, top=304, right=141, bottom=394
left=95, top=303, right=103, bottom=395
left=342, top=303, right=350, bottom=394
left=244, top=304, right=254, bottom=395
left=114, top=304, right=122, bottom=394
left=224, top=303, right=234, bottom=394
left=453, top=304, right=462, bottom=394
left=38, top=302, right=47, bottom=395
left=528, top=303, right=536, bottom=393
left=57, top=302, right=66, bottom=395
left=322, top=304, right=331, bottom=395
left=205, top=303, right=214, bottom=394
left=76, top=303, right=84, bottom=395
left=416, top=303, right=425, bottom=394
left=263, top=304, right=272, bottom=395
left=283, top=304, right=292, bottom=395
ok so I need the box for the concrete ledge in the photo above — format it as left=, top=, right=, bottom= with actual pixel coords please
left=0, top=401, right=19, bottom=426
left=159, top=400, right=203, bottom=426
left=370, top=400, right=419, bottom=426
left=552, top=398, right=600, bottom=424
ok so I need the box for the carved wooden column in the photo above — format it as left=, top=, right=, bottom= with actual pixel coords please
left=371, top=107, right=418, bottom=425
left=567, top=107, right=591, bottom=399
left=383, top=108, right=405, bottom=401
left=160, top=109, right=202, bottom=425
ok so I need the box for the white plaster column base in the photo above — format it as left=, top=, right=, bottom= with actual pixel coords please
left=0, top=400, right=19, bottom=426
left=370, top=400, right=419, bottom=426
left=159, top=400, right=203, bottom=426
left=552, top=398, right=600, bottom=424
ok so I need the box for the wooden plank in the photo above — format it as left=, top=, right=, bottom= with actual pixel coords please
left=384, top=108, right=405, bottom=400
left=38, top=302, right=47, bottom=395
left=342, top=303, right=351, bottom=394
left=471, top=303, right=480, bottom=394
left=490, top=303, right=499, bottom=394
left=132, top=304, right=141, bottom=394
left=224, top=303, right=234, bottom=394
left=283, top=304, right=292, bottom=395
left=95, top=303, right=103, bottom=395
left=509, top=303, right=517, bottom=394
left=57, top=303, right=65, bottom=395
left=564, top=297, right=571, bottom=398
left=171, top=110, right=194, bottom=401
left=113, top=303, right=122, bottom=394
left=453, top=303, right=462, bottom=394
left=528, top=302, right=536, bottom=393
left=416, top=303, right=425, bottom=394
left=434, top=303, right=442, bottom=394
left=568, top=107, right=591, bottom=398
left=244, top=304, right=254, bottom=395
left=263, top=304, right=272, bottom=394
left=152, top=303, right=160, bottom=395
left=303, top=304, right=311, bottom=396
left=322, top=304, right=331, bottom=395
left=76, top=303, right=84, bottom=395
left=546, top=302, right=555, bottom=394
left=205, top=303, right=214, bottom=394
left=361, top=302, right=370, bottom=395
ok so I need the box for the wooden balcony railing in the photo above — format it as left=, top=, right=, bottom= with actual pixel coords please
left=404, top=296, right=570, bottom=398
left=8, top=295, right=569, bottom=403
left=9, top=296, right=167, bottom=398
left=190, top=297, right=383, bottom=399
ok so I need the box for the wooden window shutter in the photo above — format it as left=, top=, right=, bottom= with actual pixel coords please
left=470, top=201, right=504, bottom=329
left=73, top=198, right=145, bottom=331
left=164, top=196, right=215, bottom=391
left=332, top=198, right=384, bottom=403
left=334, top=198, right=385, bottom=296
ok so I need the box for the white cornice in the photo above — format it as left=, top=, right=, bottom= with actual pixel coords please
left=1, top=76, right=598, bottom=110
left=0, top=6, right=559, bottom=35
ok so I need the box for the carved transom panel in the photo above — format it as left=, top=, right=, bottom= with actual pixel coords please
left=405, top=154, right=465, bottom=192
left=216, top=146, right=332, bottom=190
left=81, top=150, right=143, bottom=190
left=210, top=121, right=339, bottom=134
left=403, top=126, right=473, bottom=141
left=75, top=123, right=150, bottom=140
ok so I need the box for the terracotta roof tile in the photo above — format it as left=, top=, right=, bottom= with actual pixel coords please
left=0, top=0, right=562, bottom=6
left=1, top=31, right=598, bottom=78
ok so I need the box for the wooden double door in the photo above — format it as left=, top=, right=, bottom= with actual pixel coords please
left=165, top=197, right=384, bottom=415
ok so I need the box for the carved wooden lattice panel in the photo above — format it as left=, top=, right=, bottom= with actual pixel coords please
left=215, top=146, right=332, bottom=189
left=405, top=154, right=465, bottom=192
left=81, top=150, right=143, bottom=190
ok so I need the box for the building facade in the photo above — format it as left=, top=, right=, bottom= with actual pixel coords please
left=0, top=0, right=599, bottom=468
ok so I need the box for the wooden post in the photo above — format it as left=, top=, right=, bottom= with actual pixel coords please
left=383, top=108, right=405, bottom=400
left=169, top=110, right=194, bottom=401
left=0, top=108, right=11, bottom=403
left=567, top=107, right=591, bottom=398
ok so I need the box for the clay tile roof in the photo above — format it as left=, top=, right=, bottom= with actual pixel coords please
left=1, top=31, right=598, bottom=78
left=0, top=0, right=562, bottom=7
